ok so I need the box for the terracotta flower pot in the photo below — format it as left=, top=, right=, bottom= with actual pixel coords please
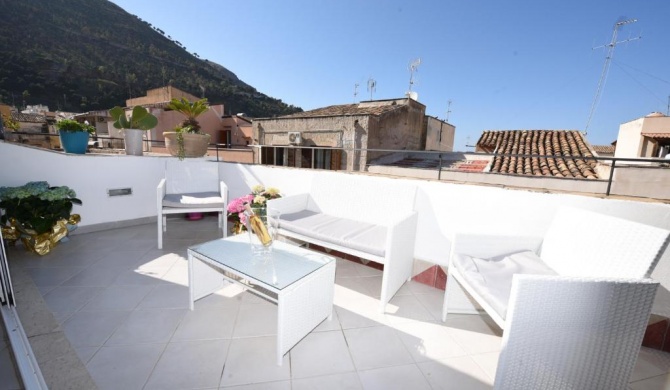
left=163, top=132, right=210, bottom=158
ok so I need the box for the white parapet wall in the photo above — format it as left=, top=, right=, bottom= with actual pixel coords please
left=2, top=141, right=670, bottom=316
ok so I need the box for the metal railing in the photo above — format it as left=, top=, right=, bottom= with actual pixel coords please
left=3, top=132, right=669, bottom=198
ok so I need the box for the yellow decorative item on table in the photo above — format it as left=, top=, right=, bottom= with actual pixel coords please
left=227, top=185, right=281, bottom=235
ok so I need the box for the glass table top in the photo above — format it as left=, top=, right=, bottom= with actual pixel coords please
left=188, top=234, right=334, bottom=290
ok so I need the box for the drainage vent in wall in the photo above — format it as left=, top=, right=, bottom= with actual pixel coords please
left=108, top=188, right=133, bottom=197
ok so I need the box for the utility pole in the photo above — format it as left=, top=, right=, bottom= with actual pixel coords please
left=585, top=19, right=641, bottom=135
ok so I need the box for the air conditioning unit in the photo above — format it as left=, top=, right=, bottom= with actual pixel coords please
left=288, top=131, right=302, bottom=145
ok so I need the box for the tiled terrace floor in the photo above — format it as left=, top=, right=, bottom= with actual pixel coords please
left=5, top=216, right=670, bottom=389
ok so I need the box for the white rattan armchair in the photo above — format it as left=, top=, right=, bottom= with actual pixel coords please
left=442, top=206, right=670, bottom=328
left=157, top=160, right=228, bottom=249
left=494, top=275, right=659, bottom=389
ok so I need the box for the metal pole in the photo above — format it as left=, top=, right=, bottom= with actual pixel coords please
left=606, top=159, right=616, bottom=196
left=437, top=154, right=443, bottom=180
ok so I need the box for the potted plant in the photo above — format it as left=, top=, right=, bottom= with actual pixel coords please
left=110, top=106, right=158, bottom=156
left=163, top=97, right=211, bottom=160
left=57, top=119, right=95, bottom=154
left=0, top=181, right=82, bottom=255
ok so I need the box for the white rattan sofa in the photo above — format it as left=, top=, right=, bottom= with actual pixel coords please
left=267, top=172, right=418, bottom=312
left=443, top=206, right=670, bottom=328
left=494, top=276, right=659, bottom=389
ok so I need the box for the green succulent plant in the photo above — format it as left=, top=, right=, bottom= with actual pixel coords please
left=110, top=106, right=158, bottom=130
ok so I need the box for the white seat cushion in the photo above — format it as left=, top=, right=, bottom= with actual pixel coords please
left=162, top=192, right=225, bottom=208
left=280, top=210, right=387, bottom=257
left=453, top=251, right=557, bottom=319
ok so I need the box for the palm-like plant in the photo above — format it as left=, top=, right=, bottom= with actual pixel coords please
left=166, top=97, right=209, bottom=132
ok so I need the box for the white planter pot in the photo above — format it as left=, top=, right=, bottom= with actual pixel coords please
left=124, top=129, right=145, bottom=156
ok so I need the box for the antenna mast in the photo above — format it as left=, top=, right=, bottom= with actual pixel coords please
left=446, top=100, right=452, bottom=122
left=354, top=83, right=359, bottom=103
left=408, top=58, right=421, bottom=93
left=585, top=18, right=641, bottom=135
left=367, top=77, right=376, bottom=100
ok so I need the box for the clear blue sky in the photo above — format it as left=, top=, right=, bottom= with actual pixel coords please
left=110, top=0, right=670, bottom=151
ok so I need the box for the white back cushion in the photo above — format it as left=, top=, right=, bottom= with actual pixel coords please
left=307, top=172, right=416, bottom=225
left=541, top=206, right=670, bottom=278
left=165, top=160, right=220, bottom=194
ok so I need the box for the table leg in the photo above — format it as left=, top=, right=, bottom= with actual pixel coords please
left=276, top=261, right=335, bottom=366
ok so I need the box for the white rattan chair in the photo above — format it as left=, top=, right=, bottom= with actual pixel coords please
left=494, top=275, right=659, bottom=389
left=442, top=206, right=670, bottom=328
left=157, top=160, right=228, bottom=249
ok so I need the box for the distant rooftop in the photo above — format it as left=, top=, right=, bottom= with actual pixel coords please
left=277, top=98, right=414, bottom=119
left=592, top=144, right=616, bottom=155
left=477, top=130, right=598, bottom=179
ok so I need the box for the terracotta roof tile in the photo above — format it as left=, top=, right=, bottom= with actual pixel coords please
left=592, top=144, right=616, bottom=154
left=11, top=112, right=46, bottom=122
left=643, top=133, right=670, bottom=139
left=278, top=100, right=407, bottom=119
left=476, top=130, right=598, bottom=179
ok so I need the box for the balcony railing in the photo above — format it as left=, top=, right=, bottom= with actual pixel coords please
left=3, top=131, right=669, bottom=200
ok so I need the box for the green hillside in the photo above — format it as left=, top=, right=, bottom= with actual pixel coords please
left=0, top=0, right=302, bottom=117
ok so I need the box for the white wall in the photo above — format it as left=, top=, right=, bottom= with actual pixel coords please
left=2, top=142, right=670, bottom=315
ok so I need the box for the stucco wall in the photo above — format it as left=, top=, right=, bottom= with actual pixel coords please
left=425, top=117, right=455, bottom=152
left=615, top=118, right=644, bottom=158
left=254, top=115, right=367, bottom=170
left=366, top=99, right=425, bottom=161
left=611, top=165, right=670, bottom=199
left=3, top=142, right=669, bottom=316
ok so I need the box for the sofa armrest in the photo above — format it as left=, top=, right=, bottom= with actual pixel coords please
left=450, top=233, right=543, bottom=261
left=379, top=211, right=419, bottom=310
left=157, top=178, right=166, bottom=212
left=219, top=181, right=228, bottom=204
left=497, top=274, right=658, bottom=388
left=267, top=193, right=310, bottom=215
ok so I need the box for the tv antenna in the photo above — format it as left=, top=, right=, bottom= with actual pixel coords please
left=585, top=18, right=641, bottom=135
left=408, top=58, right=421, bottom=92
left=354, top=83, right=359, bottom=102
left=367, top=77, right=376, bottom=100
left=446, top=100, right=453, bottom=122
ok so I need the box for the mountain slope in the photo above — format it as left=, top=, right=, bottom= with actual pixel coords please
left=0, top=0, right=301, bottom=117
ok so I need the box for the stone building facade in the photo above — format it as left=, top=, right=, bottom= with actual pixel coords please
left=253, top=98, right=426, bottom=171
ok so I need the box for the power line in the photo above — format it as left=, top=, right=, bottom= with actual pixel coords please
left=611, top=61, right=666, bottom=105
left=612, top=60, right=670, bottom=85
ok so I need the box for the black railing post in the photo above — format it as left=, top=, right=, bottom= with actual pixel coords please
left=606, top=159, right=616, bottom=196
left=437, top=154, right=443, bottom=180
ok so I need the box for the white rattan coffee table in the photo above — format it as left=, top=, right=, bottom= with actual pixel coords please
left=187, top=234, right=336, bottom=365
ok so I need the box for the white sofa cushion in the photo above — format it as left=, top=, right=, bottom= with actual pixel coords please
left=162, top=192, right=225, bottom=208
left=453, top=251, right=557, bottom=319
left=280, top=210, right=387, bottom=257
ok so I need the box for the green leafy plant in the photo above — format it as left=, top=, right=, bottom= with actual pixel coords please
left=56, top=119, right=95, bottom=134
left=166, top=97, right=209, bottom=132
left=0, top=182, right=82, bottom=235
left=1, top=113, right=20, bottom=131
left=110, top=106, right=158, bottom=130
left=166, top=98, right=210, bottom=160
